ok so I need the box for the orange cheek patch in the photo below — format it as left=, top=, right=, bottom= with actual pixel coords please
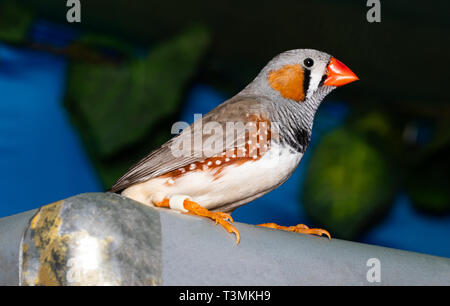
left=267, top=64, right=305, bottom=102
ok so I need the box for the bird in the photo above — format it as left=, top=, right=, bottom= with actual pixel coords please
left=110, top=49, right=358, bottom=244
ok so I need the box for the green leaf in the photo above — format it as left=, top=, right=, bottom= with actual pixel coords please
left=65, top=25, right=210, bottom=187
left=302, top=127, right=396, bottom=239
left=66, top=25, right=209, bottom=157
left=0, top=0, right=33, bottom=43
left=406, top=161, right=450, bottom=214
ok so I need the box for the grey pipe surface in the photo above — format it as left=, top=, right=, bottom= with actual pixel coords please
left=0, top=192, right=449, bottom=285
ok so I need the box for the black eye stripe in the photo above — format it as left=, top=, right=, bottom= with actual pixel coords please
left=303, top=68, right=311, bottom=96
left=319, top=74, right=327, bottom=86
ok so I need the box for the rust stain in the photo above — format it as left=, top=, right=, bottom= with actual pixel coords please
left=22, top=201, right=123, bottom=286
left=25, top=200, right=69, bottom=286
left=267, top=64, right=305, bottom=102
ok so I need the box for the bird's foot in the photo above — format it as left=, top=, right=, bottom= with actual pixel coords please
left=258, top=223, right=331, bottom=240
left=183, top=199, right=240, bottom=244
left=155, top=198, right=240, bottom=244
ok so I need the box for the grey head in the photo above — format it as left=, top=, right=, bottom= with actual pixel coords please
left=239, top=49, right=358, bottom=152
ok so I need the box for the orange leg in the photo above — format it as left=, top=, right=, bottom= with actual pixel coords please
left=258, top=223, right=331, bottom=240
left=156, top=198, right=240, bottom=244
left=154, top=198, right=170, bottom=208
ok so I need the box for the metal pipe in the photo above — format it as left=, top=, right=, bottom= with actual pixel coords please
left=0, top=192, right=449, bottom=285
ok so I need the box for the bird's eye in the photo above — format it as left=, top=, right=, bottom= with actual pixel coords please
left=304, top=58, right=314, bottom=68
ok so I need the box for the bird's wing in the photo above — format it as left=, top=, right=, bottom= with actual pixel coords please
left=110, top=96, right=271, bottom=192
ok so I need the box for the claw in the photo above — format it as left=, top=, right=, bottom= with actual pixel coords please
left=183, top=199, right=240, bottom=244
left=258, top=223, right=331, bottom=240
left=294, top=226, right=331, bottom=240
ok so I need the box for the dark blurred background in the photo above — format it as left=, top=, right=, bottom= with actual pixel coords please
left=1, top=0, right=449, bottom=256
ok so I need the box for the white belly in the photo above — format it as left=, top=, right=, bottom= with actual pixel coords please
left=122, top=143, right=302, bottom=210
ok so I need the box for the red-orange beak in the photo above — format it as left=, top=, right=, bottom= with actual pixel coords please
left=324, top=57, right=359, bottom=87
